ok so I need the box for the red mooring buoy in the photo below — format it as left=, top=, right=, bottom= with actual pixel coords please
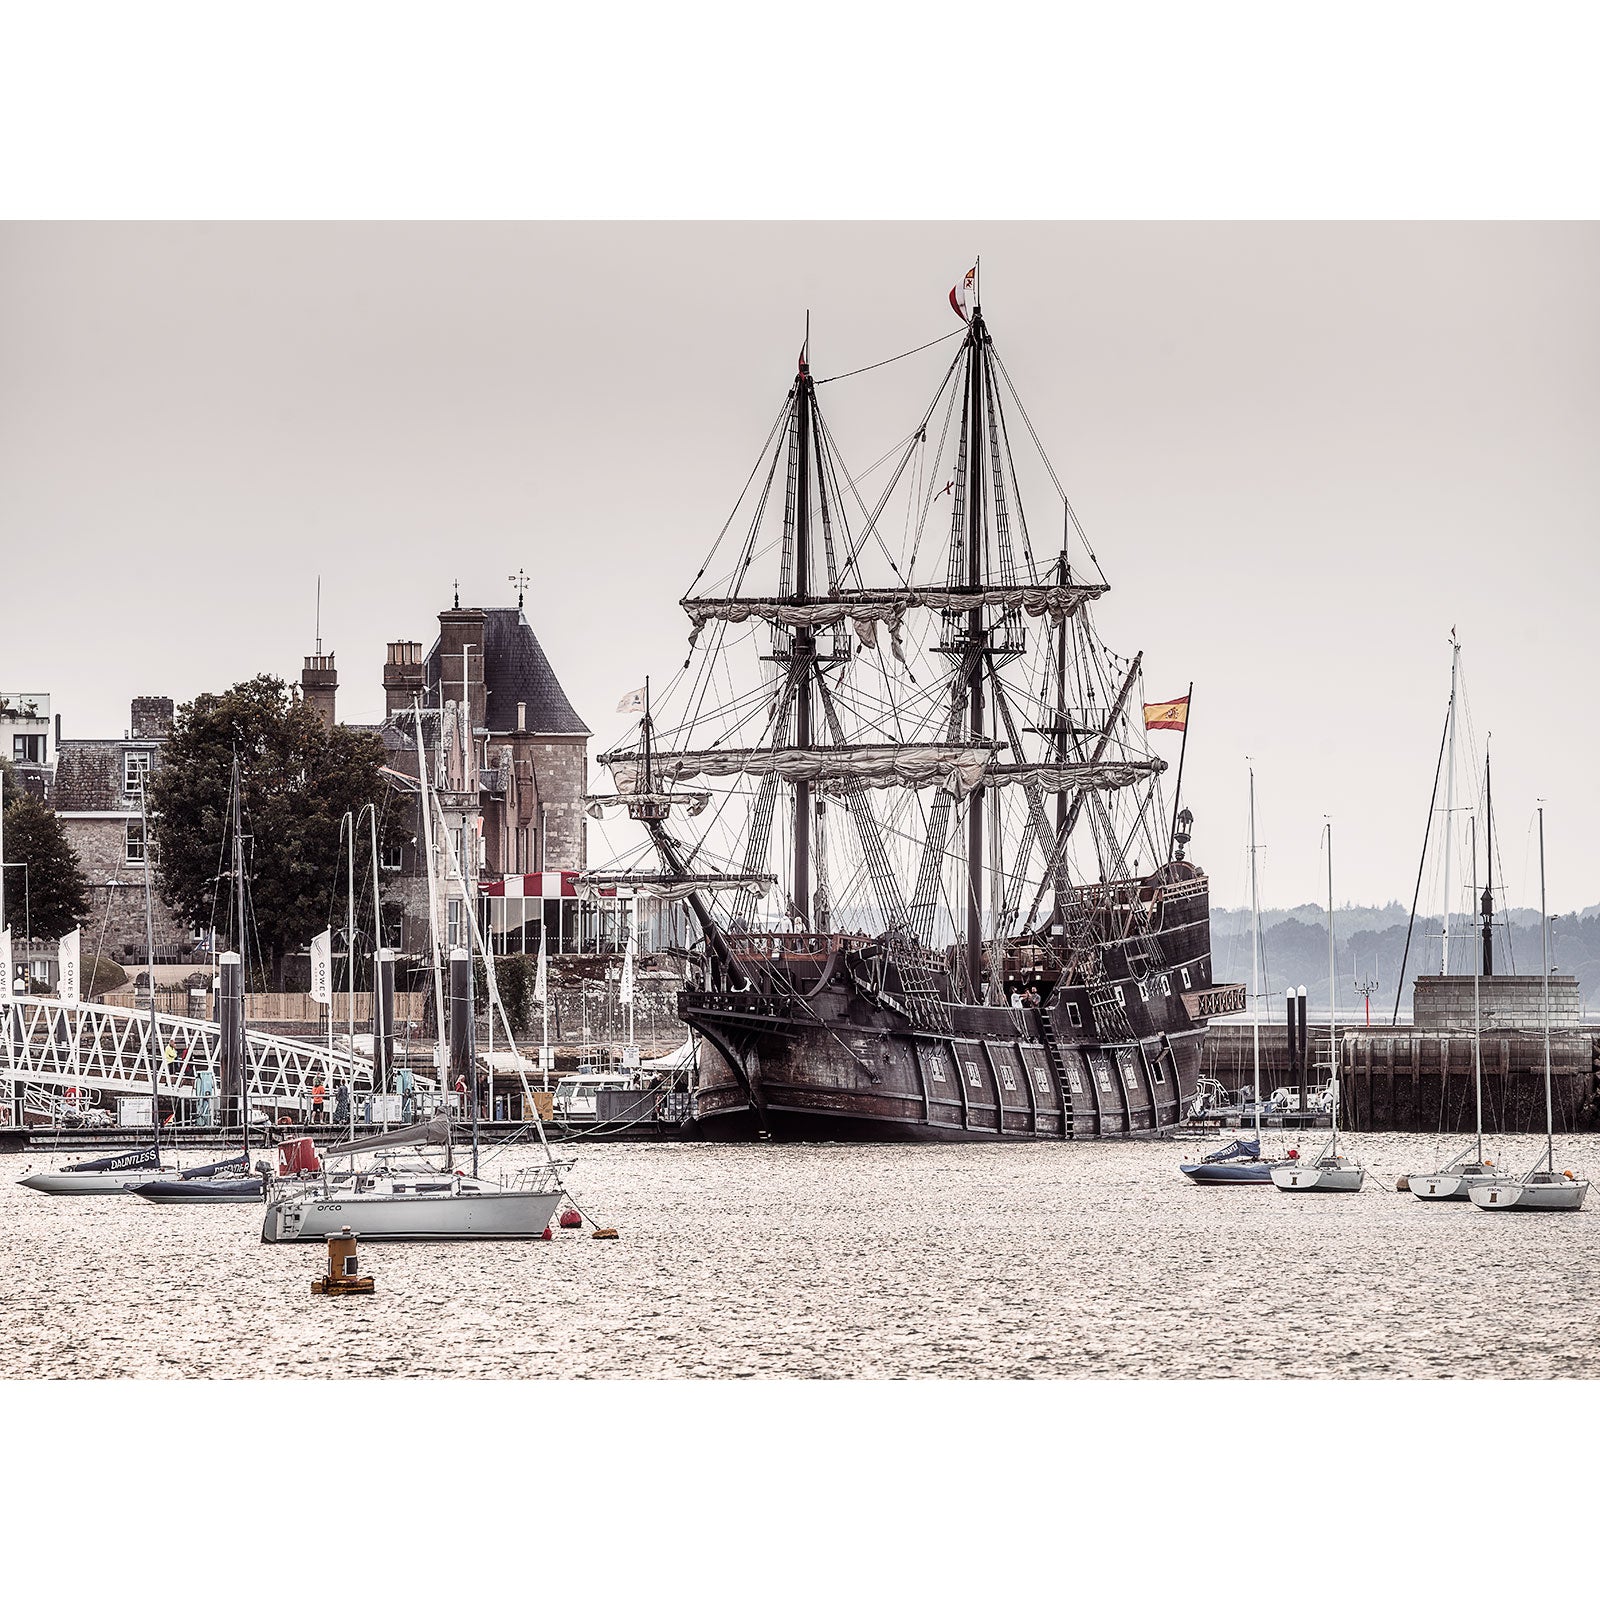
left=559, top=1208, right=582, bottom=1229
left=540, top=1225, right=553, bottom=1241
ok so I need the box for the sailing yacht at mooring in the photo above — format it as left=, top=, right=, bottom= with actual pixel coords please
left=588, top=274, right=1242, bottom=1141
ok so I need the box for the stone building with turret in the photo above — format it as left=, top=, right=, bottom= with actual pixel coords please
left=329, top=596, right=600, bottom=969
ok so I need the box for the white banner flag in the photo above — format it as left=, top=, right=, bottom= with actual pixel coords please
left=0, top=924, right=12, bottom=1007
left=616, top=685, right=646, bottom=715
left=533, top=919, right=548, bottom=1005
left=619, top=921, right=636, bottom=1007
left=58, top=928, right=80, bottom=1005
left=309, top=929, right=333, bottom=1004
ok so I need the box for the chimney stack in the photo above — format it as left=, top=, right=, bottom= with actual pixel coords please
left=301, top=654, right=338, bottom=730
left=384, top=641, right=425, bottom=718
left=130, top=697, right=174, bottom=741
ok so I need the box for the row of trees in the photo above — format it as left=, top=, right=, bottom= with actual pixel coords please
left=3, top=678, right=406, bottom=984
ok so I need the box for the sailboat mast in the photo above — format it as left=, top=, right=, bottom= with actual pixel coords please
left=1439, top=637, right=1459, bottom=974
left=792, top=340, right=814, bottom=929
left=1249, top=767, right=1262, bottom=1144
left=1471, top=812, right=1482, bottom=1162
left=964, top=310, right=987, bottom=999
left=231, top=755, right=249, bottom=1145
left=1326, top=820, right=1337, bottom=1159
left=346, top=807, right=356, bottom=1145
left=1538, top=804, right=1552, bottom=1174
left=1481, top=748, right=1495, bottom=976
left=138, top=774, right=163, bottom=1163
left=413, top=698, right=449, bottom=1092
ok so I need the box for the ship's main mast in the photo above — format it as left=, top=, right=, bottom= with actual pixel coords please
left=962, top=305, right=988, bottom=1000
left=791, top=341, right=815, bottom=928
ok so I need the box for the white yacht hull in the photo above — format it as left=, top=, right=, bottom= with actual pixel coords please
left=1468, top=1177, right=1588, bottom=1212
left=1270, top=1161, right=1364, bottom=1193
left=17, top=1167, right=178, bottom=1195
left=261, top=1186, right=564, bottom=1242
left=1407, top=1166, right=1496, bottom=1201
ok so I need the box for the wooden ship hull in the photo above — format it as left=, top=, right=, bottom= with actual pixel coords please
left=684, top=870, right=1240, bottom=1141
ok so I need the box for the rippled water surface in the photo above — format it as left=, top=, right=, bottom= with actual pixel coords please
left=4, top=1135, right=1597, bottom=1378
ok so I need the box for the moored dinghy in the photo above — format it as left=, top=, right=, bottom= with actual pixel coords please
left=1181, top=1137, right=1270, bottom=1185
left=18, top=1145, right=176, bottom=1196
left=1470, top=804, right=1587, bottom=1214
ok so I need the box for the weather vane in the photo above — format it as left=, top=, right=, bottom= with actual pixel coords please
left=510, top=567, right=530, bottom=610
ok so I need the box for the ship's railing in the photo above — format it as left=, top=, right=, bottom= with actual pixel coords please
left=725, top=931, right=875, bottom=962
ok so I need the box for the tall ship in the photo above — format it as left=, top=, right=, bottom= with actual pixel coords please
left=587, top=272, right=1243, bottom=1140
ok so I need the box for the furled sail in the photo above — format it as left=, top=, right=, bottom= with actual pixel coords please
left=577, top=871, right=776, bottom=903
left=327, top=1116, right=452, bottom=1157
left=978, top=758, right=1165, bottom=792
left=601, top=741, right=999, bottom=798
left=584, top=789, right=711, bottom=820
left=681, top=583, right=1107, bottom=658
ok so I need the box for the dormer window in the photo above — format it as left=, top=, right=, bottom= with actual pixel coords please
left=124, top=750, right=152, bottom=796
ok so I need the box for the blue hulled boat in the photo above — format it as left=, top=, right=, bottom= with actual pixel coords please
left=1181, top=1138, right=1272, bottom=1186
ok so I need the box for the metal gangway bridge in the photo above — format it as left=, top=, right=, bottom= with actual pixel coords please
left=2, top=997, right=373, bottom=1127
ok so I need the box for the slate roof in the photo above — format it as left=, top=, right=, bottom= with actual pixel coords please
left=425, top=608, right=590, bottom=737
left=53, top=740, right=155, bottom=811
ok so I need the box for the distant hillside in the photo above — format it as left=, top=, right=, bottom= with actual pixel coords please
left=1211, top=905, right=1600, bottom=1019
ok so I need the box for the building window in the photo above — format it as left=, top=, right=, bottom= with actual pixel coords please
left=13, top=734, right=45, bottom=762
left=126, top=819, right=147, bottom=865
left=379, top=839, right=404, bottom=871
left=447, top=897, right=463, bottom=949
left=124, top=750, right=152, bottom=795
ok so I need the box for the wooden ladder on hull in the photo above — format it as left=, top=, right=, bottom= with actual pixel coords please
left=1037, top=1008, right=1087, bottom=1139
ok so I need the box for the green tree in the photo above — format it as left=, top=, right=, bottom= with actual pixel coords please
left=151, top=675, right=409, bottom=988
left=2, top=794, right=91, bottom=941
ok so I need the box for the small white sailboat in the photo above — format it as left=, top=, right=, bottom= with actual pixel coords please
left=1182, top=764, right=1271, bottom=1185
left=262, top=695, right=576, bottom=1242
left=1408, top=798, right=1496, bottom=1199
left=1271, top=820, right=1363, bottom=1194
left=17, top=772, right=180, bottom=1195
left=260, top=1118, right=570, bottom=1242
left=1470, top=804, right=1587, bottom=1213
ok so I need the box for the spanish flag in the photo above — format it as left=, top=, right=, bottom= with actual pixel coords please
left=1143, top=696, right=1190, bottom=732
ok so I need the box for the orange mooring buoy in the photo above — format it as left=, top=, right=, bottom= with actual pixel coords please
left=312, top=1227, right=375, bottom=1295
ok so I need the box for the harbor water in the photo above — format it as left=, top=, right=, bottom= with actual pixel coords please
left=4, top=1137, right=1598, bottom=1379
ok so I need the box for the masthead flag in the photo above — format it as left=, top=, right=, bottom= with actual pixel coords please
left=58, top=928, right=80, bottom=1004
left=949, top=266, right=976, bottom=323
left=1143, top=696, right=1191, bottom=733
left=616, top=685, right=646, bottom=715
left=309, top=929, right=333, bottom=1004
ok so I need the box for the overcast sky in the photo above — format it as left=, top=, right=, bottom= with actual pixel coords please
left=2, top=223, right=1595, bottom=912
